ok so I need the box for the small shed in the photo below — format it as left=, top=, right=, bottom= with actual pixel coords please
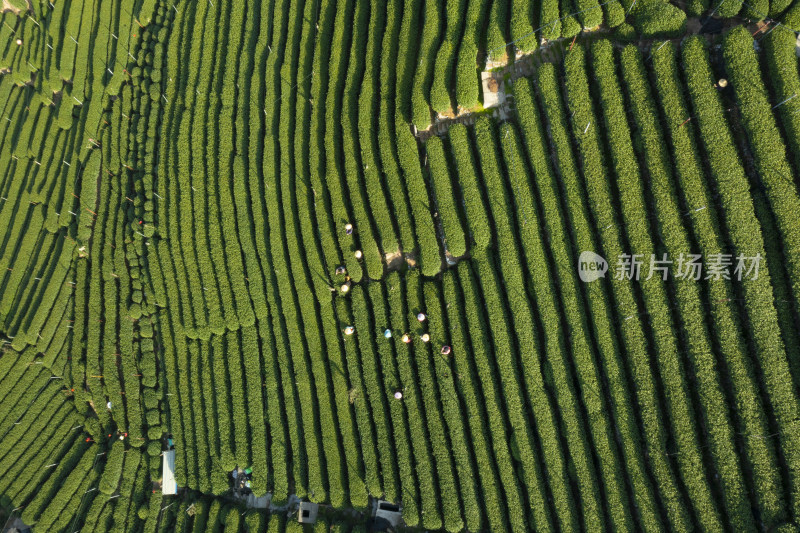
left=162, top=449, right=177, bottom=495
left=372, top=500, right=402, bottom=529
left=6, top=517, right=32, bottom=533
left=297, top=501, right=319, bottom=524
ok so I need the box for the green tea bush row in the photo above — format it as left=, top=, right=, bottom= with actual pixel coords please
left=455, top=0, right=491, bottom=109
left=387, top=272, right=443, bottom=530
left=562, top=46, right=693, bottom=529
left=764, top=27, right=800, bottom=180
left=651, top=40, right=787, bottom=524
left=620, top=42, right=755, bottom=529
left=591, top=39, right=724, bottom=529
left=520, top=70, right=663, bottom=530
left=377, top=3, right=417, bottom=254
left=356, top=0, right=400, bottom=259
left=332, top=296, right=386, bottom=502
left=394, top=117, right=442, bottom=276
left=723, top=27, right=800, bottom=313
left=472, top=119, right=569, bottom=532
left=423, top=279, right=481, bottom=531
left=682, top=35, right=800, bottom=519
left=442, top=268, right=519, bottom=531
left=502, top=114, right=633, bottom=530
left=348, top=288, right=406, bottom=509
left=342, top=0, right=384, bottom=279
left=429, top=0, right=469, bottom=114
left=363, top=281, right=418, bottom=521
left=424, top=136, right=467, bottom=257
left=411, top=0, right=443, bottom=129
left=448, top=124, right=492, bottom=252
left=307, top=0, right=347, bottom=277
left=495, top=118, right=608, bottom=524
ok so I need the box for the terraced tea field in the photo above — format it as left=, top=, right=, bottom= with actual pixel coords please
left=2, top=0, right=800, bottom=530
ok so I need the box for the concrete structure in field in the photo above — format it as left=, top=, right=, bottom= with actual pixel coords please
left=297, top=501, right=319, bottom=524
left=481, top=71, right=509, bottom=121
left=4, top=516, right=32, bottom=533
left=162, top=449, right=177, bottom=495
left=372, top=499, right=403, bottom=530
left=244, top=493, right=269, bottom=509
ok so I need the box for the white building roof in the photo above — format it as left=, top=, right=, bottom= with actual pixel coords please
left=162, top=450, right=177, bottom=495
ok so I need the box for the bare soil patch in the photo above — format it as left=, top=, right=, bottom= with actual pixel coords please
left=1, top=0, right=30, bottom=15
left=385, top=250, right=404, bottom=271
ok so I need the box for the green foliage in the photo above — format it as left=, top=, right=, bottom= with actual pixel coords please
left=562, top=44, right=694, bottom=530
left=3, top=1, right=800, bottom=531
left=576, top=0, right=604, bottom=28
left=411, top=0, right=444, bottom=129
left=764, top=26, right=800, bottom=178
left=395, top=116, right=442, bottom=276
left=714, top=0, right=743, bottom=17
left=590, top=38, right=723, bottom=528
left=442, top=267, right=519, bottom=531
left=138, top=0, right=158, bottom=23
left=357, top=0, right=400, bottom=260
left=539, top=0, right=561, bottom=41
left=377, top=2, right=417, bottom=255
left=356, top=280, right=416, bottom=523
left=620, top=42, right=755, bottom=529
left=332, top=295, right=383, bottom=503
left=448, top=124, right=491, bottom=251
left=424, top=136, right=467, bottom=257
left=472, top=116, right=569, bottom=532
left=603, top=0, right=626, bottom=27
left=631, top=0, right=687, bottom=36
left=429, top=0, right=469, bottom=114
left=423, top=280, right=481, bottom=531
left=486, top=0, right=509, bottom=57
left=783, top=2, right=800, bottom=29
left=99, top=442, right=126, bottom=495
left=650, top=39, right=788, bottom=527
left=341, top=0, right=384, bottom=280
left=455, top=0, right=491, bottom=109
left=723, top=27, right=800, bottom=311
left=394, top=0, right=423, bottom=121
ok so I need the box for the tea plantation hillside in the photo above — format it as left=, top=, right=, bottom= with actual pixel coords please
left=2, top=0, right=800, bottom=530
